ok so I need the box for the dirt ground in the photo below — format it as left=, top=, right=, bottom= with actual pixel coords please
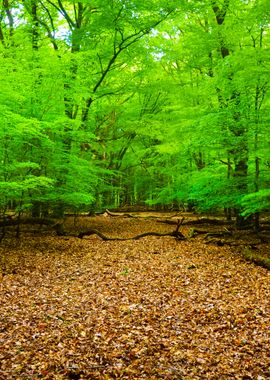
left=0, top=214, right=270, bottom=379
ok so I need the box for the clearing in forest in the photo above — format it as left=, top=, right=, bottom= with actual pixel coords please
left=0, top=215, right=270, bottom=379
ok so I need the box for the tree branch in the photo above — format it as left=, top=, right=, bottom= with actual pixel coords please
left=3, top=0, right=14, bottom=37
left=46, top=0, right=75, bottom=29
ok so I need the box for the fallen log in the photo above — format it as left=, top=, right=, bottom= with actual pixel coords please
left=0, top=215, right=185, bottom=241
left=78, top=229, right=185, bottom=241
left=104, top=209, right=181, bottom=219
left=78, top=219, right=185, bottom=241
left=0, top=217, right=59, bottom=227
left=188, top=228, right=209, bottom=238
left=157, top=219, right=179, bottom=225
left=0, top=217, right=64, bottom=236
left=78, top=229, right=125, bottom=240
left=104, top=209, right=136, bottom=218
left=204, top=229, right=232, bottom=239
left=184, top=218, right=229, bottom=226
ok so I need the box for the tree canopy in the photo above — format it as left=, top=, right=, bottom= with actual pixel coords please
left=0, top=0, right=269, bottom=225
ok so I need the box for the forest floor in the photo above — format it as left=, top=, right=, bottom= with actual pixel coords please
left=0, top=213, right=270, bottom=379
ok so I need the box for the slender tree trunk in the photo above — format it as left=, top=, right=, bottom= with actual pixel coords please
left=253, top=83, right=262, bottom=231
left=31, top=1, right=39, bottom=50
left=225, top=154, right=232, bottom=220
left=212, top=1, right=250, bottom=227
left=254, top=156, right=260, bottom=231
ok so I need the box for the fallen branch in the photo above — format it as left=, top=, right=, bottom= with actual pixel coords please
left=78, top=229, right=185, bottom=241
left=104, top=209, right=136, bottom=218
left=185, top=218, right=229, bottom=225
left=78, top=220, right=185, bottom=241
left=78, top=229, right=126, bottom=240
left=205, top=229, right=232, bottom=239
left=157, top=219, right=179, bottom=225
left=204, top=238, right=225, bottom=246
left=104, top=209, right=181, bottom=219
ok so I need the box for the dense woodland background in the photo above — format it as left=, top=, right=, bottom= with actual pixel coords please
left=0, top=0, right=269, bottom=226
left=1, top=3, right=270, bottom=378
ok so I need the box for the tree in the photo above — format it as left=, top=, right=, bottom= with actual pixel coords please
left=0, top=0, right=179, bottom=218
left=1, top=0, right=269, bottom=224
left=137, top=0, right=270, bottom=224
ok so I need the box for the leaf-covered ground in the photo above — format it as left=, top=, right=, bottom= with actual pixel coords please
left=1, top=215, right=270, bottom=379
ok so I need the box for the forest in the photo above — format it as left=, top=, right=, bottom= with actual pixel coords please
left=0, top=0, right=269, bottom=224
left=1, top=1, right=270, bottom=379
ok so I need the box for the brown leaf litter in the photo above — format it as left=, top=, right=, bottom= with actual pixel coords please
left=0, top=215, right=270, bottom=379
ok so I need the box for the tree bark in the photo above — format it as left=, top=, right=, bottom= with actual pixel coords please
left=212, top=1, right=249, bottom=227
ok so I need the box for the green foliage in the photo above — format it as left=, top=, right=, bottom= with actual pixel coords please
left=241, top=190, right=270, bottom=217
left=0, top=0, right=269, bottom=220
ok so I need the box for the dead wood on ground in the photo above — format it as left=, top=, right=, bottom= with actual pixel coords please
left=104, top=209, right=180, bottom=219
left=184, top=218, right=229, bottom=226
left=104, top=209, right=136, bottom=218
left=0, top=218, right=64, bottom=236
left=204, top=229, right=233, bottom=239
left=78, top=229, right=186, bottom=241
left=78, top=218, right=185, bottom=241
